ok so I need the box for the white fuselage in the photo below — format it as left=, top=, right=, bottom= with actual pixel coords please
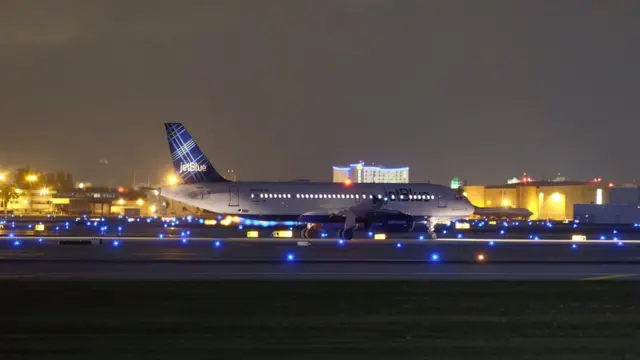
left=160, top=181, right=474, bottom=223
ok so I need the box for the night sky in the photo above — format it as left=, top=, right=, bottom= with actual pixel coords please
left=1, top=1, right=639, bottom=186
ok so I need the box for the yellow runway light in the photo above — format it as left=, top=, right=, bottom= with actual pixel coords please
left=455, top=222, right=470, bottom=229
left=374, top=233, right=387, bottom=240
left=273, top=230, right=293, bottom=238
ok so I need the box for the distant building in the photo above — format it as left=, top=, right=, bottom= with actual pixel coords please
left=332, top=162, right=409, bottom=183
left=464, top=179, right=608, bottom=221
left=574, top=184, right=640, bottom=224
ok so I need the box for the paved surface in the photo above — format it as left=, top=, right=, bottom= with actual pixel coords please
left=1, top=237, right=640, bottom=280
left=1, top=262, right=639, bottom=280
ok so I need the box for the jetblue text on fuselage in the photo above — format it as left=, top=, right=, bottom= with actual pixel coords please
left=384, top=188, right=432, bottom=201
left=180, top=162, right=207, bottom=173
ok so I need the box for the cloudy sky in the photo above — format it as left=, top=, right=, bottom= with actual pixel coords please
left=1, top=0, right=639, bottom=186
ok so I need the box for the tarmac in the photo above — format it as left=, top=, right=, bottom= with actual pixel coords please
left=1, top=236, right=639, bottom=280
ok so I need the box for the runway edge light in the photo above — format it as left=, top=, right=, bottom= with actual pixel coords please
left=374, top=233, right=387, bottom=240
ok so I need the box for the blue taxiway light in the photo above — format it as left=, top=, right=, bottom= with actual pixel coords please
left=8, top=233, right=14, bottom=238
left=418, top=235, right=425, bottom=240
left=572, top=244, right=577, bottom=249
left=181, top=239, right=188, bottom=244
left=368, top=232, right=373, bottom=237
left=534, top=236, right=540, bottom=240
left=618, top=241, right=624, bottom=246
left=613, top=230, right=618, bottom=234
left=430, top=253, right=440, bottom=262
left=442, top=230, right=448, bottom=235
left=13, top=240, right=20, bottom=247
left=600, top=235, right=606, bottom=240
left=286, top=253, right=295, bottom=261
left=214, top=241, right=221, bottom=248
left=396, top=243, right=402, bottom=248
left=457, top=234, right=462, bottom=239
left=500, top=230, right=505, bottom=235
left=118, top=226, right=122, bottom=232
left=238, top=225, right=244, bottom=230
left=489, top=241, right=495, bottom=246
left=338, top=239, right=345, bottom=245
left=613, top=237, right=619, bottom=241
left=38, top=238, right=43, bottom=243
left=113, top=240, right=120, bottom=247
left=159, top=234, right=164, bottom=239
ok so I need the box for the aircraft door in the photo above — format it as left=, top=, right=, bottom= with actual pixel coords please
left=229, top=186, right=240, bottom=206
left=437, top=195, right=447, bottom=208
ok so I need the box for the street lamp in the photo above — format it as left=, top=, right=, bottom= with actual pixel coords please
left=25, top=174, right=38, bottom=214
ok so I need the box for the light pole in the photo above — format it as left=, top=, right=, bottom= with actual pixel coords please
left=227, top=170, right=236, bottom=181
left=0, top=173, right=5, bottom=213
left=25, top=174, right=37, bottom=214
left=99, top=159, right=110, bottom=189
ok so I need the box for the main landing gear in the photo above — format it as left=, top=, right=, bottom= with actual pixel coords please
left=301, top=223, right=355, bottom=240
left=426, top=218, right=437, bottom=239
left=301, top=224, right=321, bottom=239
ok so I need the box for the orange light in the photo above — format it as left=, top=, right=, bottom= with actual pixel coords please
left=609, top=182, right=614, bottom=187
left=344, top=179, right=352, bottom=186
left=118, top=187, right=125, bottom=193
left=477, top=253, right=485, bottom=262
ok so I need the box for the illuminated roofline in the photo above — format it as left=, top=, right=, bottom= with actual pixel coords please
left=334, top=162, right=409, bottom=172
left=363, top=166, right=409, bottom=172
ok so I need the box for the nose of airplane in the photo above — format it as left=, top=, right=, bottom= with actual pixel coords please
left=465, top=198, right=476, bottom=215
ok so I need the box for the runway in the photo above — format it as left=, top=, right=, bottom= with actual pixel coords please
left=2, top=237, right=640, bottom=280
left=1, top=262, right=639, bottom=280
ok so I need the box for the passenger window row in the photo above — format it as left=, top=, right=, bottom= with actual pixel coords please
left=250, top=193, right=435, bottom=200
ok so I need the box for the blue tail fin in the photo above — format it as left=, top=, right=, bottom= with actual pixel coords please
left=164, top=123, right=229, bottom=184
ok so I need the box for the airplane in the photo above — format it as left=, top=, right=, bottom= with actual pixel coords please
left=159, top=123, right=475, bottom=240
